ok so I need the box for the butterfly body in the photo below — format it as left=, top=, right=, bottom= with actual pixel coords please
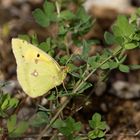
left=12, top=38, right=67, bottom=98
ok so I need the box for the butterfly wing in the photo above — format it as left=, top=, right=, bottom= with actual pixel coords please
left=12, top=38, right=66, bottom=98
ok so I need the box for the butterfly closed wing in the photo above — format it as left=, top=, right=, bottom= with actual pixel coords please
left=12, top=38, right=67, bottom=98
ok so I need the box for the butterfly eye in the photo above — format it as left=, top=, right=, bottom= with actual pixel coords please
left=37, top=54, right=40, bottom=57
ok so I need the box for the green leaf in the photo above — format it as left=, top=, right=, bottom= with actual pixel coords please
left=77, top=82, right=92, bottom=94
left=88, top=129, right=99, bottom=139
left=89, top=112, right=107, bottom=132
left=38, top=38, right=55, bottom=55
left=124, top=43, right=137, bottom=50
left=88, top=55, right=100, bottom=69
left=100, top=62, right=110, bottom=70
left=13, top=121, right=28, bottom=137
left=32, top=0, right=56, bottom=27
left=33, top=9, right=50, bottom=27
left=31, top=34, right=39, bottom=46
left=88, top=129, right=105, bottom=139
left=30, top=112, right=49, bottom=127
left=8, top=98, right=19, bottom=109
left=0, top=94, right=19, bottom=117
left=74, top=122, right=82, bottom=132
left=109, top=61, right=119, bottom=69
left=39, top=42, right=49, bottom=52
left=43, top=1, right=56, bottom=22
left=18, top=34, right=30, bottom=42
left=81, top=40, right=91, bottom=59
left=104, top=32, right=115, bottom=45
left=68, top=63, right=80, bottom=73
left=130, top=14, right=137, bottom=23
left=60, top=55, right=71, bottom=65
left=136, top=8, right=140, bottom=15
left=129, top=64, right=140, bottom=70
left=119, top=55, right=127, bottom=63
left=112, top=25, right=122, bottom=37
left=92, top=113, right=101, bottom=122
left=1, top=98, right=9, bottom=110
left=76, top=7, right=90, bottom=22
left=43, top=1, right=54, bottom=16
left=59, top=10, right=76, bottom=20
left=119, top=64, right=130, bottom=73
left=115, top=15, right=135, bottom=37
left=98, top=130, right=105, bottom=138
left=89, top=113, right=101, bottom=129
left=97, top=121, right=107, bottom=130
left=39, top=39, right=50, bottom=51
left=60, top=117, right=77, bottom=136
left=58, top=25, right=68, bottom=35
left=114, top=36, right=124, bottom=45
left=131, top=33, right=140, bottom=41
left=7, top=115, right=29, bottom=137
left=53, top=119, right=65, bottom=128
left=7, top=115, right=17, bottom=133
left=53, top=117, right=82, bottom=136
left=47, top=93, right=56, bottom=101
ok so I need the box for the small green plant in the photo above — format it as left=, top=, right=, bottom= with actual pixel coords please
left=0, top=93, right=20, bottom=137
left=1, top=0, right=140, bottom=139
left=33, top=0, right=57, bottom=27
left=0, top=93, right=19, bottom=117
left=30, top=111, right=49, bottom=127
left=52, top=117, right=82, bottom=140
left=88, top=113, right=108, bottom=140
left=7, top=115, right=28, bottom=137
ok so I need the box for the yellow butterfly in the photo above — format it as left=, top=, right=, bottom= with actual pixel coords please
left=12, top=38, right=67, bottom=98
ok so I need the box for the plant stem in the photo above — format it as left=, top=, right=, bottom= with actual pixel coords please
left=74, top=63, right=90, bottom=90
left=73, top=47, right=122, bottom=93
left=37, top=46, right=122, bottom=140
left=55, top=1, right=60, bottom=16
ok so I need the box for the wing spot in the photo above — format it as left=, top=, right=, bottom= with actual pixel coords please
left=37, top=53, right=40, bottom=57
left=22, top=55, right=24, bottom=58
left=31, top=70, right=38, bottom=77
